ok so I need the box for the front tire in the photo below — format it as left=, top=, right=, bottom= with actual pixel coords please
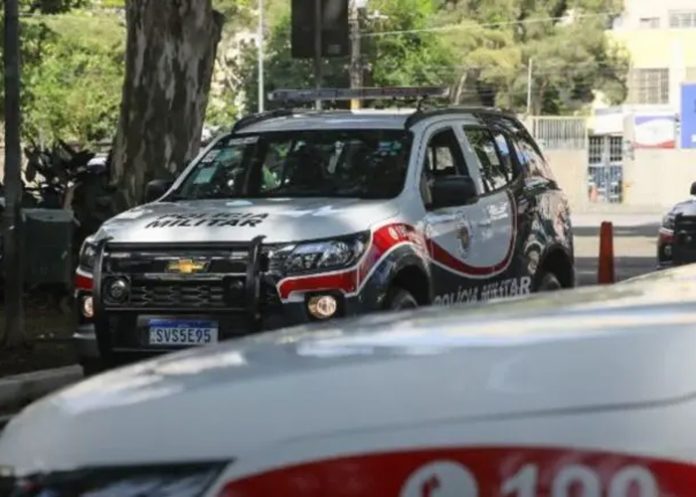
left=384, top=287, right=418, bottom=310
left=536, top=271, right=562, bottom=292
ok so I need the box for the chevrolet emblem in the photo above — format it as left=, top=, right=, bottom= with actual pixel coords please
left=167, top=259, right=208, bottom=274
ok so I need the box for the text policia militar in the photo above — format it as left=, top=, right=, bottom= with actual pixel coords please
left=145, top=212, right=269, bottom=229
left=434, top=276, right=532, bottom=306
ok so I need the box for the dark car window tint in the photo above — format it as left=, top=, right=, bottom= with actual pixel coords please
left=492, top=130, right=517, bottom=181
left=420, top=128, right=469, bottom=206
left=463, top=127, right=508, bottom=192
left=512, top=134, right=554, bottom=181
left=424, top=128, right=468, bottom=178
left=175, top=130, right=412, bottom=201
left=490, top=115, right=555, bottom=182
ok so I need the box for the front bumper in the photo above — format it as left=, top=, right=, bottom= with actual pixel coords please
left=73, top=323, right=99, bottom=361
left=77, top=296, right=367, bottom=364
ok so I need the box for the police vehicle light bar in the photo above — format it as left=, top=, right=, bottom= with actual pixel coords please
left=268, top=86, right=450, bottom=103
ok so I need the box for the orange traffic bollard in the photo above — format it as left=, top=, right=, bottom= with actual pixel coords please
left=597, top=221, right=615, bottom=284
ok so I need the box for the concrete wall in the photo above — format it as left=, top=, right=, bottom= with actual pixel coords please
left=544, top=149, right=589, bottom=212
left=623, top=149, right=696, bottom=207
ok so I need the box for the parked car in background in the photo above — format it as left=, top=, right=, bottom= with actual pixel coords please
left=658, top=181, right=696, bottom=268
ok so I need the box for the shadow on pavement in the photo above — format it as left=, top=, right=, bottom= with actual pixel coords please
left=575, top=256, right=657, bottom=286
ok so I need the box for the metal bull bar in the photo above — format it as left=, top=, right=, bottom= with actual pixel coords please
left=92, top=236, right=267, bottom=360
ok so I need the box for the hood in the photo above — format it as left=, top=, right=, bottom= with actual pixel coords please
left=670, top=197, right=696, bottom=217
left=5, top=265, right=696, bottom=473
left=95, top=197, right=399, bottom=244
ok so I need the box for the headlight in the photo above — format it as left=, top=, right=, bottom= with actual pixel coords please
left=662, top=214, right=675, bottom=231
left=273, top=232, right=369, bottom=275
left=78, top=239, right=98, bottom=272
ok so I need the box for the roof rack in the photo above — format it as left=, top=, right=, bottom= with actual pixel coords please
left=267, top=86, right=450, bottom=105
left=404, top=106, right=517, bottom=129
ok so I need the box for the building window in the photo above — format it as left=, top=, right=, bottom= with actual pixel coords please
left=639, top=17, right=660, bottom=28
left=669, top=10, right=696, bottom=28
left=627, top=68, right=670, bottom=105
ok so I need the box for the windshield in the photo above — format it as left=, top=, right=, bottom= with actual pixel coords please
left=171, top=129, right=412, bottom=201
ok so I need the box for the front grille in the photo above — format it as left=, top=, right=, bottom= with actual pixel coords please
left=675, top=215, right=696, bottom=240
left=99, top=242, right=269, bottom=311
left=129, top=282, right=227, bottom=308
left=673, top=215, right=696, bottom=264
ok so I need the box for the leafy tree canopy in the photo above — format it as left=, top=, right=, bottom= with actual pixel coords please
left=436, top=0, right=629, bottom=113
left=237, top=0, right=457, bottom=112
left=0, top=1, right=125, bottom=145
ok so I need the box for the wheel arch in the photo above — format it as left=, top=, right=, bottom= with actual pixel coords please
left=537, top=244, right=575, bottom=289
left=390, top=263, right=431, bottom=306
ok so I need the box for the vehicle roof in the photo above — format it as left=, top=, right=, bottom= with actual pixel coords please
left=235, top=108, right=488, bottom=133
left=5, top=265, right=696, bottom=472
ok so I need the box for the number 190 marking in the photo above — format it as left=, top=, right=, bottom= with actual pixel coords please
left=503, top=463, right=658, bottom=497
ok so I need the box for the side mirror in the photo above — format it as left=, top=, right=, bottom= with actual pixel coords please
left=690, top=181, right=696, bottom=196
left=430, top=176, right=477, bottom=209
left=145, top=179, right=174, bottom=203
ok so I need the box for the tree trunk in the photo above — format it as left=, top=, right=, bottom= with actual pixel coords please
left=111, top=0, right=224, bottom=209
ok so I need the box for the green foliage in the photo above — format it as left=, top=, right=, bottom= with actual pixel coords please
left=366, top=0, right=457, bottom=88
left=0, top=2, right=125, bottom=145
left=436, top=0, right=629, bottom=113
left=236, top=0, right=457, bottom=112
left=22, top=0, right=89, bottom=14
left=22, top=13, right=125, bottom=144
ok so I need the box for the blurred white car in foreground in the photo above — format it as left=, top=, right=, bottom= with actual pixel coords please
left=3, top=265, right=696, bottom=496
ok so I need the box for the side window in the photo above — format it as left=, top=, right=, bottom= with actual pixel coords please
left=423, top=128, right=467, bottom=178
left=512, top=133, right=555, bottom=181
left=491, top=129, right=517, bottom=181
left=462, top=127, right=509, bottom=192
left=420, top=127, right=469, bottom=206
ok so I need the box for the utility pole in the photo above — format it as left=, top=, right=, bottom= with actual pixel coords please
left=313, top=0, right=323, bottom=110
left=3, top=0, right=26, bottom=348
left=526, top=57, right=534, bottom=115
left=257, top=0, right=265, bottom=113
left=349, top=1, right=362, bottom=110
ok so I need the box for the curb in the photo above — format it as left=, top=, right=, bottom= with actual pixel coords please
left=0, top=365, right=84, bottom=414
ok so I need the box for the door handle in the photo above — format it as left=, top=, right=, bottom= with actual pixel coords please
left=477, top=219, right=492, bottom=228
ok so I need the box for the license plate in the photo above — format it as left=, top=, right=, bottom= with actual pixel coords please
left=148, top=319, right=218, bottom=346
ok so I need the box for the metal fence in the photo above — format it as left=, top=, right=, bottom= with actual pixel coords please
left=588, top=135, right=624, bottom=204
left=526, top=116, right=588, bottom=150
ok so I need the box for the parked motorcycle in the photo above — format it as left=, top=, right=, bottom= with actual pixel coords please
left=0, top=140, right=116, bottom=308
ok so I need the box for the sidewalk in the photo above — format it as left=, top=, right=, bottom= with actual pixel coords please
left=571, top=203, right=665, bottom=228
left=0, top=365, right=83, bottom=416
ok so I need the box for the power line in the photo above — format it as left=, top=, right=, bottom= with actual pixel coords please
left=359, top=11, right=619, bottom=38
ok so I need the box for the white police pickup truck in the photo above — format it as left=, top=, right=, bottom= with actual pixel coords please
left=73, top=87, right=574, bottom=371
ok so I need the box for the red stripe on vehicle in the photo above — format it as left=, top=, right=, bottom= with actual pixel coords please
left=277, top=271, right=358, bottom=300
left=75, top=273, right=93, bottom=291
left=219, top=446, right=696, bottom=497
left=278, top=224, right=421, bottom=300
left=277, top=198, right=517, bottom=299
left=357, top=224, right=423, bottom=283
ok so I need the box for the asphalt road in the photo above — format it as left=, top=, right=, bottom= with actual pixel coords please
left=572, top=213, right=662, bottom=287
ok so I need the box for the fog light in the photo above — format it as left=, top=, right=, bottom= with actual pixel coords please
left=82, top=295, right=94, bottom=318
left=107, top=278, right=130, bottom=302
left=307, top=295, right=338, bottom=320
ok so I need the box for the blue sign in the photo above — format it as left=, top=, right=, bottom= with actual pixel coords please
left=681, top=84, right=696, bottom=149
